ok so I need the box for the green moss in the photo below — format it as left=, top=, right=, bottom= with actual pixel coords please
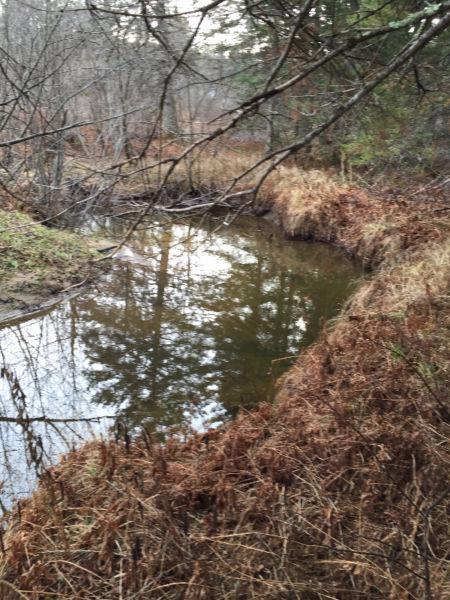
left=0, top=209, right=98, bottom=313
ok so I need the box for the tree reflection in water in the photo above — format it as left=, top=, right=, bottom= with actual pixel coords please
left=0, top=215, right=360, bottom=501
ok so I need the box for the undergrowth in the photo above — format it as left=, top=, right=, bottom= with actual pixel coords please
left=0, top=168, right=448, bottom=599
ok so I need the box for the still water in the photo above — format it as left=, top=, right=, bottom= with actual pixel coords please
left=0, top=215, right=360, bottom=502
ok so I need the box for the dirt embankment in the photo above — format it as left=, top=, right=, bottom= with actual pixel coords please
left=0, top=171, right=449, bottom=599
left=0, top=210, right=103, bottom=322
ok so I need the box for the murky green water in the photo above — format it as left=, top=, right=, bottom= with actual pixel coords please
left=0, top=215, right=361, bottom=500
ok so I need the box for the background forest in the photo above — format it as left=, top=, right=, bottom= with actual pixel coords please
left=0, top=0, right=449, bottom=216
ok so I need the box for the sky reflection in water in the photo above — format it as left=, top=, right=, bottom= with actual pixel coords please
left=0, top=215, right=361, bottom=501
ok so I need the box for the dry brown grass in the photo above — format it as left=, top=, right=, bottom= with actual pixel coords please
left=65, top=146, right=265, bottom=200
left=0, top=161, right=449, bottom=600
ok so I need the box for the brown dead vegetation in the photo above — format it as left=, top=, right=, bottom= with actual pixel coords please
left=0, top=167, right=449, bottom=599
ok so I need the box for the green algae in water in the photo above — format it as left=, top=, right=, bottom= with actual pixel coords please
left=0, top=215, right=361, bottom=499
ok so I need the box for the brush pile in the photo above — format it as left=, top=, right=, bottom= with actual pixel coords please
left=0, top=170, right=448, bottom=599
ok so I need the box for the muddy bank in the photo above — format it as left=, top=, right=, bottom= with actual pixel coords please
left=0, top=210, right=106, bottom=323
left=0, top=173, right=448, bottom=599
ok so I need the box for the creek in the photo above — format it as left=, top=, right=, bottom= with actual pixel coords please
left=0, top=214, right=361, bottom=503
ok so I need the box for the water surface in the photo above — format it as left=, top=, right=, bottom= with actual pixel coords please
left=0, top=215, right=360, bottom=501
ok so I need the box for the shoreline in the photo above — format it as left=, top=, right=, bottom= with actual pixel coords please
left=0, top=209, right=103, bottom=323
left=0, top=197, right=361, bottom=327
left=0, top=171, right=448, bottom=599
left=0, top=210, right=116, bottom=325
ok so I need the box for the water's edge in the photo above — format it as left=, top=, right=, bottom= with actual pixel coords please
left=0, top=206, right=361, bottom=326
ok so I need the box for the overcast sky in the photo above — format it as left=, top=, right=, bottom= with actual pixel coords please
left=172, top=0, right=246, bottom=48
